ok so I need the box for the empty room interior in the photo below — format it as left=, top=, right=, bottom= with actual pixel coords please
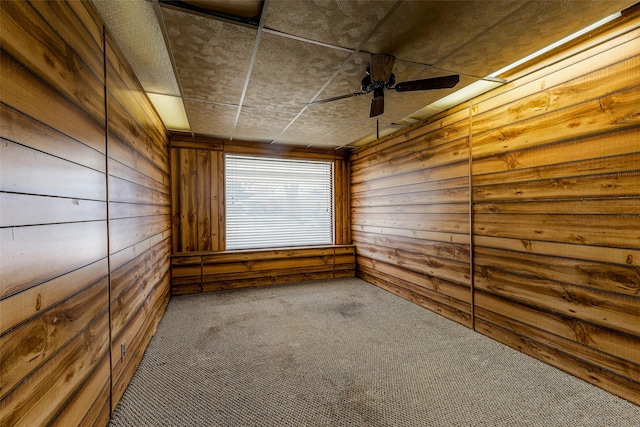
left=1, top=0, right=639, bottom=425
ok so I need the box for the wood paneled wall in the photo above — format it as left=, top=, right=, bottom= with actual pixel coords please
left=170, top=134, right=354, bottom=294
left=172, top=246, right=355, bottom=295
left=351, top=18, right=640, bottom=404
left=171, top=134, right=351, bottom=252
left=0, top=1, right=170, bottom=424
left=351, top=106, right=473, bottom=327
left=470, top=22, right=640, bottom=406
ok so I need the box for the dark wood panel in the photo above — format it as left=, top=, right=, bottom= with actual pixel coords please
left=357, top=265, right=472, bottom=327
left=0, top=310, right=109, bottom=426
left=474, top=265, right=639, bottom=336
left=352, top=224, right=470, bottom=245
left=353, top=212, right=469, bottom=234
left=475, top=292, right=640, bottom=368
left=108, top=175, right=170, bottom=205
left=352, top=139, right=469, bottom=183
left=472, top=86, right=640, bottom=160
left=108, top=215, right=171, bottom=254
left=50, top=354, right=111, bottom=427
left=472, top=54, right=640, bottom=133
left=0, top=278, right=108, bottom=400
left=171, top=246, right=355, bottom=294
left=349, top=107, right=469, bottom=162
left=108, top=157, right=170, bottom=194
left=474, top=198, right=640, bottom=215
left=110, top=282, right=170, bottom=409
left=108, top=129, right=169, bottom=186
left=472, top=128, right=639, bottom=178
left=111, top=242, right=172, bottom=339
left=474, top=213, right=640, bottom=249
left=0, top=259, right=109, bottom=335
left=0, top=51, right=105, bottom=152
left=0, top=1, right=105, bottom=120
left=352, top=175, right=469, bottom=197
left=353, top=230, right=470, bottom=263
left=471, top=31, right=640, bottom=116
left=0, top=222, right=108, bottom=299
left=107, top=92, right=169, bottom=171
left=356, top=256, right=471, bottom=304
left=473, top=235, right=640, bottom=268
left=108, top=201, right=171, bottom=219
left=351, top=120, right=469, bottom=171
left=352, top=186, right=469, bottom=207
left=28, top=0, right=104, bottom=79
left=474, top=245, right=640, bottom=296
left=356, top=244, right=470, bottom=285
left=473, top=156, right=640, bottom=199
left=475, top=317, right=640, bottom=406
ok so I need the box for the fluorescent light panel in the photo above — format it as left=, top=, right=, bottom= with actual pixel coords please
left=488, top=11, right=622, bottom=78
left=148, top=93, right=190, bottom=131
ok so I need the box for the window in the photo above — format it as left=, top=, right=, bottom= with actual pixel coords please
left=225, top=155, right=334, bottom=250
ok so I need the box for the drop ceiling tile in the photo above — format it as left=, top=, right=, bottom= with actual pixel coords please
left=435, top=0, right=635, bottom=78
left=182, top=0, right=263, bottom=20
left=91, top=0, right=180, bottom=95
left=161, top=6, right=256, bottom=104
left=243, top=32, right=352, bottom=111
left=316, top=120, right=380, bottom=147
left=264, top=0, right=396, bottom=50
left=233, top=107, right=298, bottom=142
left=184, top=99, right=237, bottom=137
left=362, top=0, right=526, bottom=66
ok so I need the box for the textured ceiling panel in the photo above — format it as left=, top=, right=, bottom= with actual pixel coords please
left=264, top=0, right=396, bottom=50
left=243, top=32, right=352, bottom=111
left=96, top=0, right=635, bottom=149
left=316, top=119, right=379, bottom=147
left=362, top=0, right=526, bottom=67
left=161, top=7, right=257, bottom=103
left=182, top=0, right=263, bottom=19
left=233, top=107, right=298, bottom=142
left=435, top=0, right=636, bottom=78
left=91, top=0, right=180, bottom=95
left=184, top=99, right=238, bottom=137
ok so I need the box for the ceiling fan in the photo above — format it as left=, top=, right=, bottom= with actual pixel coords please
left=309, top=54, right=460, bottom=118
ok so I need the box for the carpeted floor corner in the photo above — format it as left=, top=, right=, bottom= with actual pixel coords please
left=109, top=277, right=640, bottom=426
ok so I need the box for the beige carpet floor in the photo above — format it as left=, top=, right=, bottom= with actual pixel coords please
left=109, top=277, right=639, bottom=426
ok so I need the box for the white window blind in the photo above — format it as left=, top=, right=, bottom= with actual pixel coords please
left=225, top=155, right=334, bottom=250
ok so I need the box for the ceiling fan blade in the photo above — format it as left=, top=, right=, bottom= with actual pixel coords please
left=370, top=95, right=385, bottom=118
left=370, top=54, right=396, bottom=83
left=394, top=75, right=460, bottom=92
left=307, top=92, right=368, bottom=106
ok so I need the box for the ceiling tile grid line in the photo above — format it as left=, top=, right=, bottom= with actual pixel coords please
left=230, top=0, right=271, bottom=140
left=270, top=0, right=405, bottom=146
